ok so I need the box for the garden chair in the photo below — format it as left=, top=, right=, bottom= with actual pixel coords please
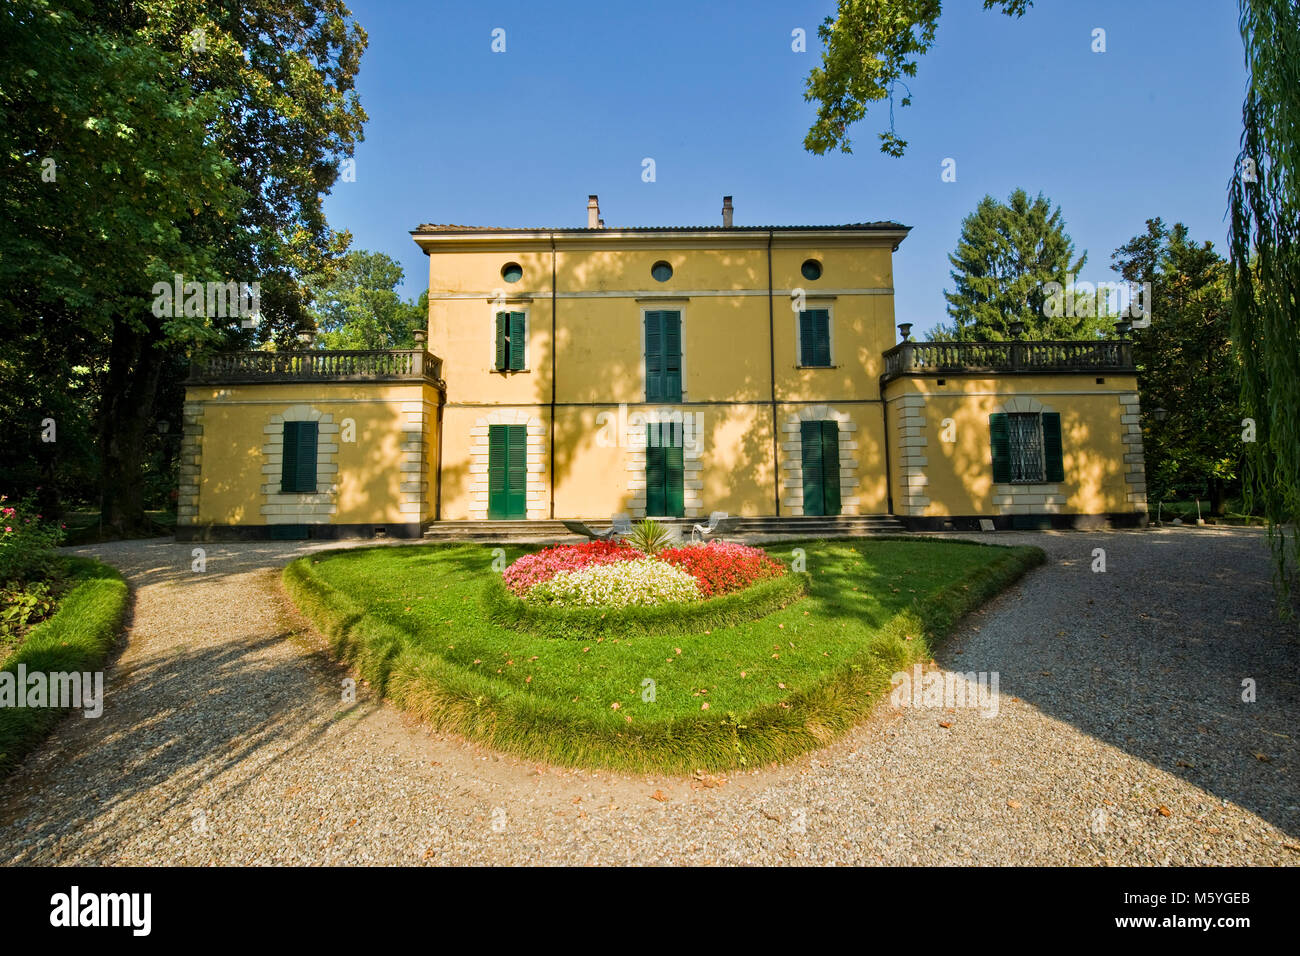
left=691, top=511, right=729, bottom=543
left=561, top=520, right=606, bottom=541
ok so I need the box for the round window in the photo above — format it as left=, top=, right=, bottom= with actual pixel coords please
left=651, top=260, right=673, bottom=282
left=801, top=259, right=823, bottom=281
left=501, top=262, right=523, bottom=283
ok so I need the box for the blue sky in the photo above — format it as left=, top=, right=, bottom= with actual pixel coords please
left=325, top=0, right=1248, bottom=336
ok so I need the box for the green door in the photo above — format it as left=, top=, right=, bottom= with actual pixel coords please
left=645, top=422, right=684, bottom=517
left=800, top=420, right=841, bottom=516
left=488, top=424, right=527, bottom=519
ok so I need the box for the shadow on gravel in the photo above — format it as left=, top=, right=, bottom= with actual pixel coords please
left=0, top=632, right=384, bottom=861
left=935, top=527, right=1300, bottom=840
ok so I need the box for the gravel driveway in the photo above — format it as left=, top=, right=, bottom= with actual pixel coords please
left=1, top=528, right=1296, bottom=865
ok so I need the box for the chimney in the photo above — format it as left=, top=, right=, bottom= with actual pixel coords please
left=722, top=196, right=734, bottom=228
left=587, top=194, right=600, bottom=229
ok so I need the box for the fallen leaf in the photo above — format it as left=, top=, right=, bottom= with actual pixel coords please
left=651, top=790, right=669, bottom=802
left=939, top=721, right=952, bottom=729
left=610, top=701, right=620, bottom=710
left=1156, top=806, right=1172, bottom=817
left=1007, top=799, right=1022, bottom=809
left=701, top=702, right=710, bottom=710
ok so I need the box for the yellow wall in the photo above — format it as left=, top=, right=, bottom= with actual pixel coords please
left=185, top=382, right=439, bottom=528
left=883, top=374, right=1144, bottom=518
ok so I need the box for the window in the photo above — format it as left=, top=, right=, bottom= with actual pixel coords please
left=280, top=421, right=318, bottom=493
left=801, top=259, right=822, bottom=281
left=501, top=262, right=523, bottom=283
left=644, top=310, right=682, bottom=401
left=494, top=311, right=526, bottom=371
left=646, top=422, right=684, bottom=517
left=487, top=424, right=527, bottom=519
left=798, top=309, right=831, bottom=367
left=651, top=260, right=673, bottom=282
left=990, top=412, right=1065, bottom=484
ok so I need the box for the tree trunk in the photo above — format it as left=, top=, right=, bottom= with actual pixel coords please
left=1209, top=477, right=1227, bottom=517
left=99, top=316, right=165, bottom=535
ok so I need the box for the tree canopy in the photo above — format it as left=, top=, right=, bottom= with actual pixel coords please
left=934, top=189, right=1102, bottom=341
left=803, top=0, right=1032, bottom=156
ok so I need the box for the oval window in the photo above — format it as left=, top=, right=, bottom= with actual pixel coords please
left=801, top=259, right=823, bottom=281
left=651, top=260, right=673, bottom=282
left=501, top=262, right=523, bottom=283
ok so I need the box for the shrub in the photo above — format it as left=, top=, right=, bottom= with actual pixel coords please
left=659, top=540, right=785, bottom=597
left=0, top=581, right=61, bottom=653
left=525, top=556, right=700, bottom=607
left=502, top=539, right=641, bottom=595
left=0, top=494, right=65, bottom=585
left=625, top=517, right=674, bottom=555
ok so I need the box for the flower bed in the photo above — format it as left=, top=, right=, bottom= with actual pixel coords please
left=502, top=537, right=787, bottom=607
left=659, top=541, right=784, bottom=597
left=502, top=539, right=641, bottom=596
left=526, top=556, right=700, bottom=608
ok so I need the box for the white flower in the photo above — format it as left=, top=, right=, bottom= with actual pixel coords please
left=525, top=557, right=700, bottom=607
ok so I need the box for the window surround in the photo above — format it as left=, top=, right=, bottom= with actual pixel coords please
left=793, top=302, right=835, bottom=369
left=489, top=304, right=530, bottom=373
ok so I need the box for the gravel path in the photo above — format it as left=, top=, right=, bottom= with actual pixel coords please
left=1, top=528, right=1296, bottom=865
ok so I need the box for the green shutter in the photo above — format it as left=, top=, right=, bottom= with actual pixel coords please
left=488, top=425, right=526, bottom=519
left=799, top=311, right=814, bottom=366
left=1042, top=412, right=1065, bottom=482
left=990, top=413, right=1011, bottom=483
left=494, top=312, right=508, bottom=371
left=800, top=420, right=824, bottom=516
left=645, top=311, right=663, bottom=401
left=813, top=311, right=831, bottom=366
left=506, top=424, right=527, bottom=516
left=281, top=422, right=300, bottom=493
left=645, top=311, right=682, bottom=402
left=663, top=312, right=682, bottom=401
left=508, top=312, right=525, bottom=370
left=488, top=425, right=507, bottom=517
left=820, top=421, right=841, bottom=515
left=800, top=310, right=832, bottom=366
left=281, top=421, right=317, bottom=493
left=646, top=428, right=665, bottom=516
left=799, top=310, right=830, bottom=366
left=645, top=422, right=684, bottom=517
left=665, top=430, right=684, bottom=517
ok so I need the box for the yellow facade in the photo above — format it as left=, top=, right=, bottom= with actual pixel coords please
left=883, top=374, right=1147, bottom=526
left=175, top=206, right=1148, bottom=538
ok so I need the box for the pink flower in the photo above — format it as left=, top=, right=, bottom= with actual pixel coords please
left=4, top=527, right=11, bottom=533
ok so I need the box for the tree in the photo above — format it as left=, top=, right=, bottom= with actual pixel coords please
left=935, top=189, right=1099, bottom=341
left=309, top=251, right=424, bottom=350
left=803, top=0, right=1032, bottom=156
left=1229, top=0, right=1300, bottom=599
left=0, top=0, right=368, bottom=533
left=1112, top=219, right=1241, bottom=515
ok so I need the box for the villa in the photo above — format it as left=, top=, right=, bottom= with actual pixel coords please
left=176, top=196, right=1148, bottom=540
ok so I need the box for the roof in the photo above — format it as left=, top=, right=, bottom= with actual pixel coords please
left=412, top=221, right=909, bottom=235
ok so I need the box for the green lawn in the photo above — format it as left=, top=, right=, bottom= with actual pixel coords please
left=285, top=537, right=1044, bottom=772
left=0, top=557, right=129, bottom=777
